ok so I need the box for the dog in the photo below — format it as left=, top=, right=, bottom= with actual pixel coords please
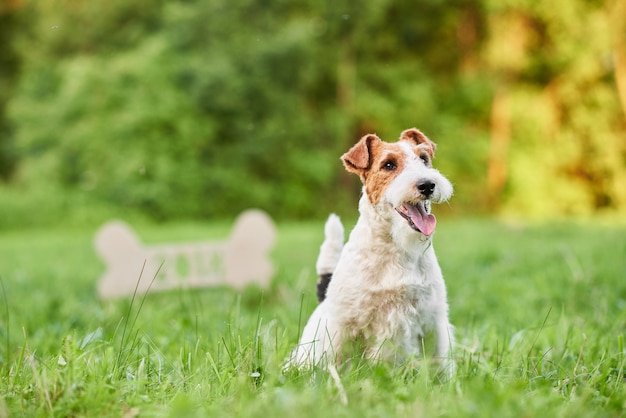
left=287, top=128, right=455, bottom=376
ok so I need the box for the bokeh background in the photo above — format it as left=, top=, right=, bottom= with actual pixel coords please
left=1, top=0, right=625, bottom=227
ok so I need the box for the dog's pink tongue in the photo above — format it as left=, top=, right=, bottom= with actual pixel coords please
left=406, top=203, right=437, bottom=236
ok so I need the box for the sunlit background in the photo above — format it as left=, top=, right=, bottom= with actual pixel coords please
left=1, top=0, right=625, bottom=227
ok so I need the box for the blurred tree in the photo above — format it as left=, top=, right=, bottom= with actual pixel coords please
left=0, top=0, right=22, bottom=180
left=613, top=0, right=626, bottom=119
left=7, top=0, right=489, bottom=222
left=1, top=0, right=624, bottom=226
left=483, top=0, right=626, bottom=216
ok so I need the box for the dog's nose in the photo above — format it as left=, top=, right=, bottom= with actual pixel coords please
left=417, top=180, right=435, bottom=197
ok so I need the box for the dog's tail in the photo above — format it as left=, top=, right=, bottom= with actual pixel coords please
left=316, top=214, right=344, bottom=303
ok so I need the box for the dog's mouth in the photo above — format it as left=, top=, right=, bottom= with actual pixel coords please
left=395, top=201, right=436, bottom=236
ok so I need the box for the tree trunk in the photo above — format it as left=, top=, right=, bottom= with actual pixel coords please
left=487, top=87, right=511, bottom=208
left=613, top=0, right=626, bottom=120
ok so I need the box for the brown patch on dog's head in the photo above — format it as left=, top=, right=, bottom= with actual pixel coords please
left=400, top=128, right=436, bottom=159
left=342, top=134, right=379, bottom=176
left=342, top=133, right=408, bottom=205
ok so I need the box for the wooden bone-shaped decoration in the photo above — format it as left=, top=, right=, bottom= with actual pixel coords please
left=95, top=209, right=276, bottom=299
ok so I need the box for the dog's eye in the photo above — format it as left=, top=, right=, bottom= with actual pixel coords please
left=419, top=153, right=431, bottom=166
left=382, top=160, right=397, bottom=171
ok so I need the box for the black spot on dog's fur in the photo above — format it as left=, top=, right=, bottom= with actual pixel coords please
left=317, top=273, right=332, bottom=302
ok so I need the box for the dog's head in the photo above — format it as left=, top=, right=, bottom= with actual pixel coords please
left=342, top=128, right=453, bottom=238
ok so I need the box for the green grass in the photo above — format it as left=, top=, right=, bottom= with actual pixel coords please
left=0, top=218, right=625, bottom=417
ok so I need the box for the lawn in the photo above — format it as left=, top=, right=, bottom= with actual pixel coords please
left=0, top=217, right=625, bottom=417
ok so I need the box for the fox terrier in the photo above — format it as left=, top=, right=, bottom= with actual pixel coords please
left=288, top=128, right=455, bottom=376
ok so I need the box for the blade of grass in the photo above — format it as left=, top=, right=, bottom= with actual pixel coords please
left=116, top=260, right=164, bottom=376
left=527, top=307, right=553, bottom=376
left=0, top=276, right=9, bottom=372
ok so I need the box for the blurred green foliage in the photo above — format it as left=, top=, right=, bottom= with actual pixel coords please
left=0, top=0, right=624, bottom=226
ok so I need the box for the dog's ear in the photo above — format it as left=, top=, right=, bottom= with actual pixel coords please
left=341, top=134, right=380, bottom=176
left=400, top=128, right=437, bottom=158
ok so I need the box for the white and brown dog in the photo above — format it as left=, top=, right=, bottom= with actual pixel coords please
left=288, top=128, right=455, bottom=375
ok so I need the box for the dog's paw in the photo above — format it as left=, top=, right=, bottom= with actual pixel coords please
left=436, top=357, right=456, bottom=382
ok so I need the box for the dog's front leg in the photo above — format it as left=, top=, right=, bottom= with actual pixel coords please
left=435, top=317, right=455, bottom=378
